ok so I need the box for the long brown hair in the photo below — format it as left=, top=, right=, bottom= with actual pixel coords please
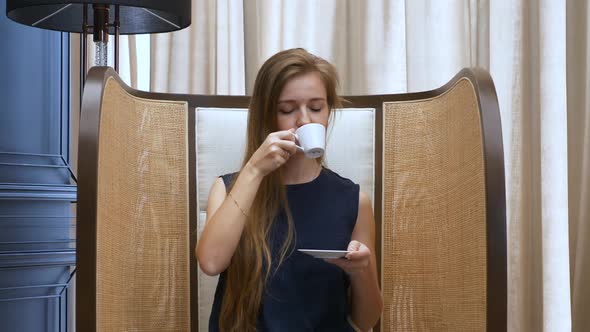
left=219, top=48, right=342, bottom=331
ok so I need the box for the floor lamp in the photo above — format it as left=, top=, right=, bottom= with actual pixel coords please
left=6, top=0, right=191, bottom=98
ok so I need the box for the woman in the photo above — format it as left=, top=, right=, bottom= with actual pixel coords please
left=196, top=48, right=383, bottom=332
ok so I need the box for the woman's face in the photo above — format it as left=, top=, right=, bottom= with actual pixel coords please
left=276, top=71, right=330, bottom=131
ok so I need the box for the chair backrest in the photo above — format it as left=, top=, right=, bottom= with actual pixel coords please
left=380, top=77, right=505, bottom=331
left=77, top=75, right=191, bottom=331
left=77, top=66, right=506, bottom=332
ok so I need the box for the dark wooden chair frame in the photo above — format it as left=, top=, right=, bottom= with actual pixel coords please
left=77, top=66, right=506, bottom=331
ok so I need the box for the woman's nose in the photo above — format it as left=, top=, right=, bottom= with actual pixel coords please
left=296, top=107, right=311, bottom=127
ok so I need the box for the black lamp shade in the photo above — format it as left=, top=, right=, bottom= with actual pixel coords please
left=6, top=0, right=191, bottom=34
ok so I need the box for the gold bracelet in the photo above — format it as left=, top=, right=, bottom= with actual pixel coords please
left=227, top=191, right=249, bottom=218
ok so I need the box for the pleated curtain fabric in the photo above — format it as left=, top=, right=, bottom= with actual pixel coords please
left=150, top=0, right=245, bottom=95
left=107, top=0, right=589, bottom=331
left=566, top=1, right=590, bottom=331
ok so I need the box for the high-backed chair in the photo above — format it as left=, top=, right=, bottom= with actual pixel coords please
left=77, top=66, right=506, bottom=331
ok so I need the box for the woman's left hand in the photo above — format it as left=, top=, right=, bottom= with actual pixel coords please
left=325, top=240, right=371, bottom=275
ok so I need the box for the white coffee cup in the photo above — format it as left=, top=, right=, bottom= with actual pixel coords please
left=294, top=123, right=326, bottom=159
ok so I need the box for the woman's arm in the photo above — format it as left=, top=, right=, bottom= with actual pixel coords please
left=326, top=191, right=383, bottom=330
left=195, top=165, right=263, bottom=276
left=348, top=191, right=383, bottom=330
left=195, top=129, right=299, bottom=276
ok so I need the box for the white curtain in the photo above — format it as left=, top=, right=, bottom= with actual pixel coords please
left=139, top=0, right=589, bottom=330
left=567, top=1, right=590, bottom=331
left=242, top=0, right=409, bottom=95
left=488, top=1, right=571, bottom=330
left=150, top=0, right=245, bottom=95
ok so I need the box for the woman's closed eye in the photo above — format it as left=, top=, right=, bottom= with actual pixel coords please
left=278, top=105, right=323, bottom=114
left=309, top=102, right=326, bottom=112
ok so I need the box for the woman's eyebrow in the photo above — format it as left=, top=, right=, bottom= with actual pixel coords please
left=278, top=98, right=326, bottom=104
left=278, top=100, right=296, bottom=105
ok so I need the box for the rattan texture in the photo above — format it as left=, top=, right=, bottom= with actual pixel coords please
left=96, top=78, right=190, bottom=331
left=381, top=79, right=487, bottom=331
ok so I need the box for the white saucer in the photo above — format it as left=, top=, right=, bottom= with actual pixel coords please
left=297, top=249, right=349, bottom=259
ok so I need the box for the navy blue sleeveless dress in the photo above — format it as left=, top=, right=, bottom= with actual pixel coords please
left=209, top=167, right=359, bottom=331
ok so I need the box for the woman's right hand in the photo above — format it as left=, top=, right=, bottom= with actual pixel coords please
left=245, top=128, right=299, bottom=177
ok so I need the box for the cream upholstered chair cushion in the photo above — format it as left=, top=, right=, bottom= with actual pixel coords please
left=195, top=107, right=375, bottom=331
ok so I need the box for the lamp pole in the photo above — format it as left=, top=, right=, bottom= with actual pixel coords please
left=79, top=4, right=120, bottom=107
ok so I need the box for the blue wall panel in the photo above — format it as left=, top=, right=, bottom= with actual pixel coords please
left=0, top=0, right=76, bottom=331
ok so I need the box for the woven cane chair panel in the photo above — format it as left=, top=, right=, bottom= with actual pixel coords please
left=96, top=78, right=190, bottom=331
left=381, top=78, right=487, bottom=331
